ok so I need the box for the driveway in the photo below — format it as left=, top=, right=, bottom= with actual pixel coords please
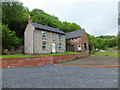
left=61, top=56, right=118, bottom=66
left=2, top=65, right=119, bottom=88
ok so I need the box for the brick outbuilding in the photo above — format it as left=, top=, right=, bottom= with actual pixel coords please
left=65, top=29, right=89, bottom=52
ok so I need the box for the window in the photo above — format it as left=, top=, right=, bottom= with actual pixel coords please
left=42, top=41, right=47, bottom=49
left=52, top=34, right=55, bottom=39
left=59, top=43, right=62, bottom=49
left=42, top=31, right=47, bottom=38
left=59, top=34, right=62, bottom=40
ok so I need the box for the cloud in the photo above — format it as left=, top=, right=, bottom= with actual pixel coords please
left=19, top=0, right=118, bottom=36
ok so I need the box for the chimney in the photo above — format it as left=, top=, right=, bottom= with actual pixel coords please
left=28, top=15, right=32, bottom=24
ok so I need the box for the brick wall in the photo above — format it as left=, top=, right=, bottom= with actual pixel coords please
left=0, top=54, right=89, bottom=68
left=66, top=31, right=89, bottom=52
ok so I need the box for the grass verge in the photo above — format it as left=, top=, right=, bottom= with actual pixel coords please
left=0, top=52, right=85, bottom=58
left=91, top=52, right=119, bottom=57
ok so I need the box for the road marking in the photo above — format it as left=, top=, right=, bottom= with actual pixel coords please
left=54, top=64, right=120, bottom=68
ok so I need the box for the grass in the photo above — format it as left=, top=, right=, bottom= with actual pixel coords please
left=0, top=52, right=85, bottom=58
left=91, top=52, right=120, bottom=57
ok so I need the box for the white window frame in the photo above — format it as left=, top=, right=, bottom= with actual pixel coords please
left=59, top=43, right=62, bottom=49
left=52, top=33, right=55, bottom=39
left=42, top=41, right=47, bottom=49
left=59, top=34, right=62, bottom=40
left=42, top=31, right=47, bottom=38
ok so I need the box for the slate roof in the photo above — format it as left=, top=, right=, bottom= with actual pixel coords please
left=31, top=22, right=65, bottom=35
left=65, top=29, right=85, bottom=39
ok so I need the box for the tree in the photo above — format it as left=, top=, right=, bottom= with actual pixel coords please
left=87, top=33, right=95, bottom=51
left=29, top=9, right=62, bottom=28
left=2, top=1, right=29, bottom=37
left=30, top=9, right=81, bottom=33
left=58, top=21, right=81, bottom=33
left=118, top=14, right=120, bottom=25
left=118, top=32, right=120, bottom=49
left=108, top=36, right=118, bottom=48
left=1, top=25, right=21, bottom=49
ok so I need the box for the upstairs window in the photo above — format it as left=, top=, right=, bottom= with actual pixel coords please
left=42, top=41, right=47, bottom=49
left=42, top=31, right=47, bottom=38
left=59, top=34, right=62, bottom=40
left=59, top=43, right=62, bottom=49
left=52, top=34, right=55, bottom=39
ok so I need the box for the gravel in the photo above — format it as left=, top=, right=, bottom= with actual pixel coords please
left=2, top=65, right=119, bottom=88
left=62, top=56, right=118, bottom=65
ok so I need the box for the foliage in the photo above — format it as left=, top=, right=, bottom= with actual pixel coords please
left=96, top=35, right=115, bottom=39
left=58, top=21, right=81, bottom=33
left=2, top=2, right=82, bottom=50
left=87, top=34, right=119, bottom=51
left=95, top=38, right=109, bottom=50
left=29, top=9, right=62, bottom=28
left=87, top=33, right=95, bottom=51
left=1, top=25, right=21, bottom=49
left=118, top=14, right=120, bottom=25
left=91, top=52, right=119, bottom=57
left=118, top=32, right=120, bottom=49
left=108, top=36, right=118, bottom=48
left=30, top=9, right=81, bottom=32
left=2, top=1, right=29, bottom=37
left=2, top=1, right=119, bottom=51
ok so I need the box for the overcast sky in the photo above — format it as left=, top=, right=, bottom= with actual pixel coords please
left=19, top=0, right=119, bottom=36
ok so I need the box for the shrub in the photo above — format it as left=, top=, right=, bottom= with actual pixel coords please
left=1, top=25, right=21, bottom=50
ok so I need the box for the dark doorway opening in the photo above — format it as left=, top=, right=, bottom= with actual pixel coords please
left=84, top=43, right=87, bottom=49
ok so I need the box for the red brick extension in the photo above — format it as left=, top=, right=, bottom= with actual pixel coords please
left=0, top=54, right=89, bottom=68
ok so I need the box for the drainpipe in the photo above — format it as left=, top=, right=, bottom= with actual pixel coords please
left=33, top=30, right=34, bottom=54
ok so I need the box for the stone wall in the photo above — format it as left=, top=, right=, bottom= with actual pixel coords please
left=33, top=29, right=66, bottom=54
left=0, top=54, right=89, bottom=68
left=24, top=24, right=35, bottom=54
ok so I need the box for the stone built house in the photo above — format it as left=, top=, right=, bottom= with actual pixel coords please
left=65, top=30, right=89, bottom=52
left=24, top=17, right=89, bottom=54
left=24, top=17, right=66, bottom=54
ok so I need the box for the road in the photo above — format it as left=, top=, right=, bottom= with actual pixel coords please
left=2, top=65, right=119, bottom=88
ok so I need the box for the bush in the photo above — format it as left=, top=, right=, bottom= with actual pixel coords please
left=1, top=25, right=21, bottom=50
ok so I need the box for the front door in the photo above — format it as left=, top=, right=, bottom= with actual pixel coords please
left=78, top=45, right=81, bottom=51
left=52, top=43, right=56, bottom=53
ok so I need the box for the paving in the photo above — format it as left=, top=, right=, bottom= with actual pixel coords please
left=62, top=56, right=118, bottom=66
left=2, top=65, right=119, bottom=88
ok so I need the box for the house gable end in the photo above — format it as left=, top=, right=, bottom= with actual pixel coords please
left=24, top=23, right=35, bottom=54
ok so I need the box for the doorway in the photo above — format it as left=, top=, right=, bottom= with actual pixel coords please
left=52, top=43, right=56, bottom=53
left=78, top=44, right=81, bottom=51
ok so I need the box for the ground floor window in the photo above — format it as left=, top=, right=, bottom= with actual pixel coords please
left=59, top=43, right=62, bottom=49
left=42, top=41, right=47, bottom=49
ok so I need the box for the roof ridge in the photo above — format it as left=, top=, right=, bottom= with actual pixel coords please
left=31, top=22, right=65, bottom=34
left=31, top=22, right=60, bottom=30
left=66, top=29, right=84, bottom=34
left=65, top=29, right=84, bottom=39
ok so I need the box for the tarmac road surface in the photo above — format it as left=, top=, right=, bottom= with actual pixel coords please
left=2, top=65, right=119, bottom=88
